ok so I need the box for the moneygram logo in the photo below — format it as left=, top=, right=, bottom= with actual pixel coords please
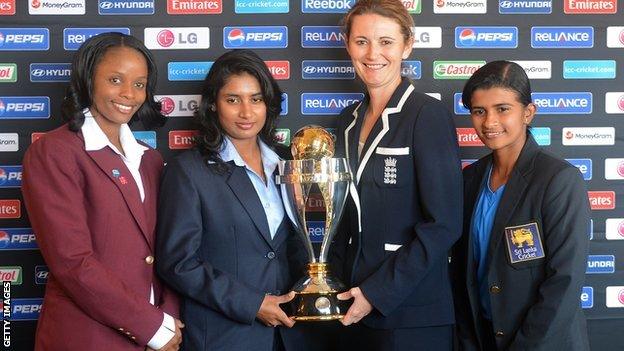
left=499, top=0, right=552, bottom=14
left=605, top=218, right=624, bottom=240
left=145, top=27, right=210, bottom=50
left=604, top=159, right=624, bottom=180
left=564, top=0, right=616, bottom=14
left=99, top=0, right=155, bottom=15
left=168, top=130, right=198, bottom=150
left=531, top=26, right=594, bottom=48
left=224, top=26, right=287, bottom=49
left=434, top=0, right=487, bottom=13
left=588, top=191, right=616, bottom=210
left=606, top=286, right=624, bottom=308
left=29, top=63, right=71, bottom=82
left=412, top=27, right=442, bottom=48
left=155, top=95, right=201, bottom=117
left=265, top=61, right=290, bottom=80
left=301, top=93, right=364, bottom=115
left=302, top=0, right=354, bottom=13
left=512, top=61, right=552, bottom=79
left=562, top=127, right=615, bottom=146
left=433, top=61, right=485, bottom=79
left=0, top=133, right=18, bottom=152
left=0, top=0, right=15, bottom=15
left=456, top=128, right=484, bottom=146
left=566, top=159, right=592, bottom=180
left=606, top=27, right=624, bottom=48
left=168, top=61, right=212, bottom=81
left=63, top=28, right=130, bottom=50
left=581, top=287, right=593, bottom=308
left=604, top=92, right=624, bottom=114
left=0, top=28, right=49, bottom=51
left=563, top=60, right=616, bottom=79
left=302, top=60, right=355, bottom=79
left=455, top=26, right=518, bottom=48
left=0, top=63, right=16, bottom=82
left=586, top=254, right=615, bottom=274
left=235, top=0, right=288, bottom=13
left=0, top=200, right=20, bottom=219
left=532, top=92, right=592, bottom=114
left=29, top=0, right=85, bottom=15
left=301, top=26, right=345, bottom=48
left=0, top=96, right=50, bottom=119
left=0, top=165, right=22, bottom=188
left=0, top=266, right=22, bottom=284
left=167, top=0, right=221, bottom=14
left=401, top=61, right=421, bottom=79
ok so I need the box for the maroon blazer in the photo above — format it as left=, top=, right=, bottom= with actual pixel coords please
left=22, top=124, right=179, bottom=351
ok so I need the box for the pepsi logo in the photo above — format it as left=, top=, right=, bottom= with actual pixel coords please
left=459, top=29, right=476, bottom=45
left=160, top=97, right=175, bottom=115
left=0, top=231, right=9, bottom=249
left=0, top=99, right=5, bottom=116
left=0, top=168, right=6, bottom=184
left=157, top=30, right=175, bottom=48
left=227, top=28, right=245, bottom=46
left=0, top=33, right=5, bottom=46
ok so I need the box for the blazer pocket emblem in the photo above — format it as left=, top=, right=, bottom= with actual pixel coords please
left=504, top=222, right=546, bottom=264
left=383, top=157, right=398, bottom=185
left=384, top=243, right=402, bottom=251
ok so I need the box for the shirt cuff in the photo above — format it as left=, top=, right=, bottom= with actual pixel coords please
left=146, top=312, right=176, bottom=349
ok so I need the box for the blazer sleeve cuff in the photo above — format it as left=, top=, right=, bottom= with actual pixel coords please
left=146, top=312, right=175, bottom=349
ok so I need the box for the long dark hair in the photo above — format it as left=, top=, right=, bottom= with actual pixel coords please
left=194, top=49, right=283, bottom=168
left=62, top=32, right=165, bottom=131
left=462, top=60, right=532, bottom=110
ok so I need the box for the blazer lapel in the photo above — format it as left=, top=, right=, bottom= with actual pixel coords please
left=139, top=157, right=158, bottom=246
left=485, top=137, right=539, bottom=266
left=226, top=164, right=274, bottom=248
left=344, top=101, right=364, bottom=233
left=86, top=148, right=152, bottom=248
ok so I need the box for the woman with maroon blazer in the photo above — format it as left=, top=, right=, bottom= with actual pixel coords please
left=22, top=33, right=182, bottom=351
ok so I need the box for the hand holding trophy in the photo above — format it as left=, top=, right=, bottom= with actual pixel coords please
left=276, top=125, right=353, bottom=321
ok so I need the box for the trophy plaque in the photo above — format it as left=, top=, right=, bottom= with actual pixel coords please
left=276, top=125, right=352, bottom=321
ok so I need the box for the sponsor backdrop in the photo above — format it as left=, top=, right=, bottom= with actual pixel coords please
left=1, top=0, right=624, bottom=349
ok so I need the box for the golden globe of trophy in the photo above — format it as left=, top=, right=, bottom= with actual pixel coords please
left=276, top=125, right=352, bottom=321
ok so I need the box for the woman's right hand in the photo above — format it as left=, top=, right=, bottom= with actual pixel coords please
left=256, top=291, right=296, bottom=328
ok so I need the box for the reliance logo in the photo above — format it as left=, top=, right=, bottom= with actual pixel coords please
left=63, top=28, right=130, bottom=50
left=580, top=286, right=593, bottom=309
left=531, top=26, right=594, bottom=48
left=532, top=92, right=592, bottom=114
left=565, top=159, right=592, bottom=180
left=564, top=0, right=616, bottom=14
left=499, top=0, right=552, bottom=14
left=455, top=27, right=518, bottom=48
left=301, top=26, right=345, bottom=48
left=224, top=26, right=287, bottom=49
left=301, top=93, right=363, bottom=115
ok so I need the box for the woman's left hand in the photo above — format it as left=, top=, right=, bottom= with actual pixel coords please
left=337, top=287, right=373, bottom=326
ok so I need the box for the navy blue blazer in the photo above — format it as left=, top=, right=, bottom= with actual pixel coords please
left=156, top=148, right=307, bottom=351
left=330, top=78, right=463, bottom=329
left=452, top=136, right=590, bottom=350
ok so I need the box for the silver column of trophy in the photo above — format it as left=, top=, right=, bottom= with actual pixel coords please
left=276, top=125, right=352, bottom=321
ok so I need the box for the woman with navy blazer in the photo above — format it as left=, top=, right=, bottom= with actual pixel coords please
left=451, top=61, right=590, bottom=350
left=156, top=50, right=307, bottom=351
left=329, top=1, right=463, bottom=349
left=21, top=33, right=182, bottom=351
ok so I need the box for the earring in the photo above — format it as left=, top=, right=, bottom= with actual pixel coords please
left=209, top=104, right=216, bottom=112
